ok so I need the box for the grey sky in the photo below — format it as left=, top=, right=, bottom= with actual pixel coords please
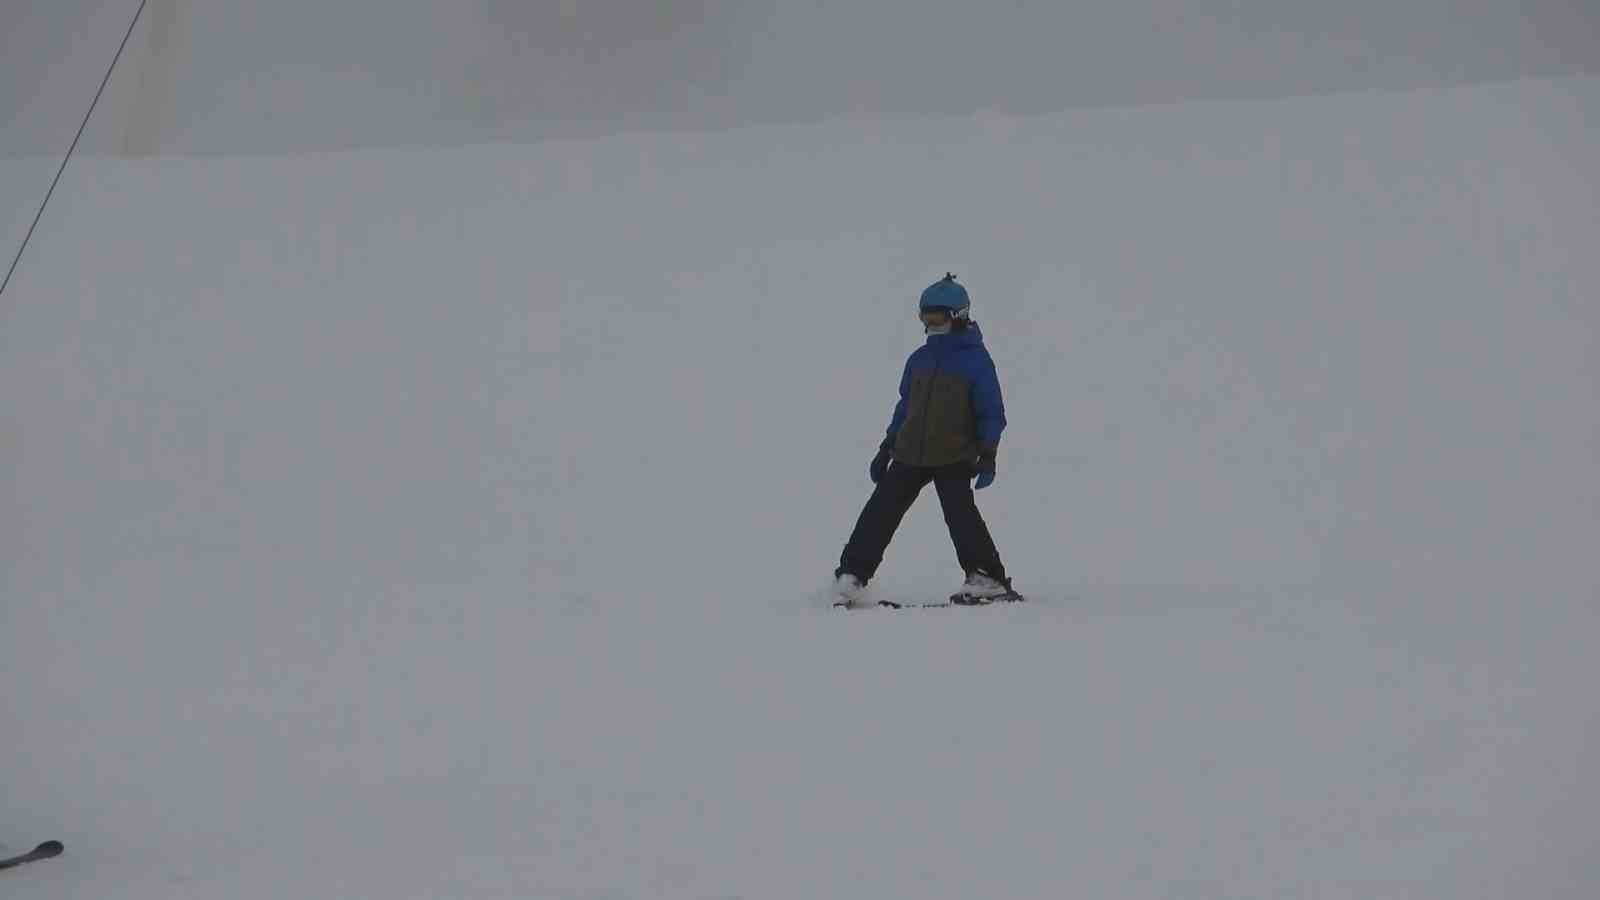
left=3, top=0, right=1596, bottom=157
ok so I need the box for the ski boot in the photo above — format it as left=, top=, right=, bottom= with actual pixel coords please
left=950, top=571, right=1023, bottom=605
left=831, top=573, right=867, bottom=608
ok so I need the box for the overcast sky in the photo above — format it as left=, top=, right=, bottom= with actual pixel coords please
left=3, top=0, right=1597, bottom=157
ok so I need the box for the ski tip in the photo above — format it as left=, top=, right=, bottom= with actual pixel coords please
left=33, top=841, right=63, bottom=858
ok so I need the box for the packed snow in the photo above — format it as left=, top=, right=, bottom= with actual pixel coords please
left=3, top=75, right=1597, bottom=898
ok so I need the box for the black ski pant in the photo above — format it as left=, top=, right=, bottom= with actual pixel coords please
left=837, top=460, right=1007, bottom=585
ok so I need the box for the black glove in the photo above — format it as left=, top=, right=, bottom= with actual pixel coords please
left=870, top=437, right=895, bottom=483
left=973, top=443, right=998, bottom=490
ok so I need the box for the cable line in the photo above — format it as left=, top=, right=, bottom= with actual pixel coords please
left=1, top=0, right=151, bottom=301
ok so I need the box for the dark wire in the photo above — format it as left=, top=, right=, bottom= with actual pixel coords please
left=1, top=0, right=151, bottom=301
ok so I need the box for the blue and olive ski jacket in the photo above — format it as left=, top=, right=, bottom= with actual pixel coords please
left=885, top=323, right=1007, bottom=467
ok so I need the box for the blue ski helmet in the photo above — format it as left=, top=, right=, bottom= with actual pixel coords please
left=919, top=273, right=971, bottom=319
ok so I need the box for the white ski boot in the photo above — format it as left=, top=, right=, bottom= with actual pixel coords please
left=831, top=573, right=867, bottom=608
left=951, top=571, right=1020, bottom=605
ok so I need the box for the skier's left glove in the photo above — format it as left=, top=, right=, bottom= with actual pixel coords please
left=973, top=444, right=998, bottom=490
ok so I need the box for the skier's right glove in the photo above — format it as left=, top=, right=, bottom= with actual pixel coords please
left=973, top=444, right=998, bottom=490
left=870, top=437, right=895, bottom=484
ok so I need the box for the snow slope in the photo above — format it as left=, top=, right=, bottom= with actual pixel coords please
left=3, top=76, right=1598, bottom=898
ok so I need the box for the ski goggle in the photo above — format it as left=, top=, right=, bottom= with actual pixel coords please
left=919, top=308, right=966, bottom=327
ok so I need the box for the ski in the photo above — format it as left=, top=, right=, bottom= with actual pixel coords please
left=834, top=590, right=1026, bottom=610
left=870, top=592, right=1026, bottom=609
left=947, top=589, right=1026, bottom=606
left=0, top=841, right=64, bottom=871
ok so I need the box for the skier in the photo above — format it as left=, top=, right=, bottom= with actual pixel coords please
left=832, top=273, right=1021, bottom=608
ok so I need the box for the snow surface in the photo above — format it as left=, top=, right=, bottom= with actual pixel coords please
left=3, top=76, right=1598, bottom=898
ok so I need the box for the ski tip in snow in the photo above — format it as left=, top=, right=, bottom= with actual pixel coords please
left=0, top=840, right=63, bottom=872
